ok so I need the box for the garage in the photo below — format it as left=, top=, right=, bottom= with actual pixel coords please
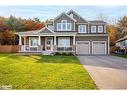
left=92, top=41, right=106, bottom=54
left=76, top=41, right=90, bottom=54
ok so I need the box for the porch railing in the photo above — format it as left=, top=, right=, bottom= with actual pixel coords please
left=20, top=45, right=43, bottom=52
left=19, top=45, right=75, bottom=52
left=54, top=45, right=75, bottom=52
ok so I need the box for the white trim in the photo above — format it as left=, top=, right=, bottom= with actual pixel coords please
left=76, top=41, right=90, bottom=54
left=19, top=36, right=22, bottom=45
left=91, top=26, right=96, bottom=33
left=78, top=25, right=87, bottom=33
left=73, top=36, right=75, bottom=45
left=38, top=36, right=41, bottom=45
left=92, top=41, right=107, bottom=54
left=54, top=36, right=56, bottom=45
left=24, top=36, right=26, bottom=51
left=98, top=25, right=103, bottom=33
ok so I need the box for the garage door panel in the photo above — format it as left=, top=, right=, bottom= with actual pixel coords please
left=92, top=41, right=106, bottom=54
left=76, top=41, right=90, bottom=54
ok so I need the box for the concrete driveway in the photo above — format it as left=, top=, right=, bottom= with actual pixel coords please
left=77, top=55, right=127, bottom=89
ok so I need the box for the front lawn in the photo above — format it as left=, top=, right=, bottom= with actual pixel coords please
left=0, top=54, right=96, bottom=89
left=116, top=54, right=127, bottom=58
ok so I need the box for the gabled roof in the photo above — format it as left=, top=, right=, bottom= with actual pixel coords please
left=67, top=9, right=88, bottom=23
left=53, top=12, right=76, bottom=22
left=38, top=27, right=55, bottom=33
left=17, top=27, right=55, bottom=36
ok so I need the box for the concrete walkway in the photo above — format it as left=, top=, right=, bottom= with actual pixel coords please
left=77, top=55, right=127, bottom=89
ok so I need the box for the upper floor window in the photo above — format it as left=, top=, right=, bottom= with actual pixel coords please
left=98, top=26, right=103, bottom=33
left=78, top=25, right=86, bottom=33
left=91, top=26, right=96, bottom=33
left=57, top=20, right=71, bottom=31
left=47, top=25, right=53, bottom=31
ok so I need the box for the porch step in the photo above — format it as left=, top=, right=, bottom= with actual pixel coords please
left=42, top=51, right=53, bottom=55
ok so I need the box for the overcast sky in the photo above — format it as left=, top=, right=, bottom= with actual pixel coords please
left=0, top=6, right=127, bottom=22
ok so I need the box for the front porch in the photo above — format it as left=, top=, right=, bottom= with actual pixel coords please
left=19, top=36, right=76, bottom=54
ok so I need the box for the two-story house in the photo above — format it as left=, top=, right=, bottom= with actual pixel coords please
left=17, top=10, right=109, bottom=55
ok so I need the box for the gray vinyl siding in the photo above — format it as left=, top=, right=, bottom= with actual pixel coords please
left=54, top=14, right=75, bottom=31
left=76, top=36, right=108, bottom=41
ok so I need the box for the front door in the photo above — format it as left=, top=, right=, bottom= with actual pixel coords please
left=45, top=37, right=53, bottom=51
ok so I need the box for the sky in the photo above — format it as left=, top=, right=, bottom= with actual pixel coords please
left=0, top=6, right=127, bottom=23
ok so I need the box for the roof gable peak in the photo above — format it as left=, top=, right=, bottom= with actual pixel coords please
left=67, top=10, right=88, bottom=23
left=53, top=12, right=76, bottom=22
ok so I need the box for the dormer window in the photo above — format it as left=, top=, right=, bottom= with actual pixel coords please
left=57, top=20, right=71, bottom=31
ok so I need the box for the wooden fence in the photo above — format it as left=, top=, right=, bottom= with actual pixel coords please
left=0, top=45, right=20, bottom=53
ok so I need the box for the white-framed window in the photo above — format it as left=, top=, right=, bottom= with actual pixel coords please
left=29, top=37, right=38, bottom=46
left=78, top=25, right=87, bottom=33
left=58, top=37, right=70, bottom=47
left=57, top=23, right=61, bottom=30
left=47, top=25, right=54, bottom=31
left=67, top=23, right=71, bottom=30
left=98, top=26, right=103, bottom=33
left=91, top=26, right=96, bottom=33
left=57, top=20, right=72, bottom=31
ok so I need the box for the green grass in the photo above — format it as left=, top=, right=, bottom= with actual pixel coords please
left=0, top=54, right=96, bottom=89
left=116, top=54, right=127, bottom=58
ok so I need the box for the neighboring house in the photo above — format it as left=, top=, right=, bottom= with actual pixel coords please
left=17, top=10, right=109, bottom=55
left=115, top=35, right=127, bottom=49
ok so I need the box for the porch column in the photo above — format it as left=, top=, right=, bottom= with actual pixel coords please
left=24, top=36, right=26, bottom=51
left=38, top=36, right=41, bottom=51
left=19, top=36, right=22, bottom=45
left=54, top=36, right=56, bottom=45
left=54, top=36, right=56, bottom=52
left=73, top=36, right=75, bottom=45
left=38, top=36, right=41, bottom=45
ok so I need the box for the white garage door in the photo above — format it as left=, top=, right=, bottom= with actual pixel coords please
left=92, top=41, right=106, bottom=54
left=76, top=41, right=90, bottom=54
